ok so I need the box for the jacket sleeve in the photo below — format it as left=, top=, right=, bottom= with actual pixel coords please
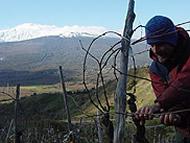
left=155, top=58, right=190, bottom=110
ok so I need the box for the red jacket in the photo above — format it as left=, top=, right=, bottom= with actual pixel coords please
left=149, top=27, right=190, bottom=137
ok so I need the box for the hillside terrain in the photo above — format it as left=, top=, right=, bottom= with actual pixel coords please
left=0, top=35, right=150, bottom=86
left=0, top=67, right=176, bottom=142
left=0, top=67, right=155, bottom=121
left=0, top=67, right=177, bottom=142
left=0, top=25, right=157, bottom=142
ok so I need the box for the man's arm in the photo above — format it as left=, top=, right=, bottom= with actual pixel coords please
left=156, top=58, right=190, bottom=110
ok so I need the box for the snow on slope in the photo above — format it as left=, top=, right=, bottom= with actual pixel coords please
left=0, top=23, right=109, bottom=42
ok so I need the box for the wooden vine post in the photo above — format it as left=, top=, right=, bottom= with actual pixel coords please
left=114, top=0, right=135, bottom=143
left=15, top=84, right=21, bottom=143
left=59, top=66, right=72, bottom=131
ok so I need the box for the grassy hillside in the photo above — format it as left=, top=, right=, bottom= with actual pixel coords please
left=0, top=67, right=176, bottom=142
left=83, top=66, right=156, bottom=115
left=0, top=67, right=156, bottom=121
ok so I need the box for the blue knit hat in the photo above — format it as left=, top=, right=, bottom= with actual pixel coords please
left=145, top=16, right=178, bottom=46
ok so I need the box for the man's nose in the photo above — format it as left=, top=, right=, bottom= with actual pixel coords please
left=151, top=46, right=157, bottom=54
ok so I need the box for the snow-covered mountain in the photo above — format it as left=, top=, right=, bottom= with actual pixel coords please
left=0, top=24, right=150, bottom=85
left=0, top=23, right=109, bottom=42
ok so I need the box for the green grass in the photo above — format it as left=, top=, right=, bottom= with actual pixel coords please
left=21, top=84, right=61, bottom=95
left=0, top=66, right=156, bottom=120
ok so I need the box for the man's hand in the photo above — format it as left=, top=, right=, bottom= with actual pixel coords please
left=160, top=113, right=181, bottom=126
left=135, top=103, right=161, bottom=124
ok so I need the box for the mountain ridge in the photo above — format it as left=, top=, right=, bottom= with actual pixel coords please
left=0, top=23, right=110, bottom=42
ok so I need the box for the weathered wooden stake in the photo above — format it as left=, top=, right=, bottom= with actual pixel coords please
left=15, top=84, right=21, bottom=143
left=96, top=110, right=103, bottom=143
left=59, top=66, right=72, bottom=131
left=5, top=119, right=14, bottom=143
left=114, top=0, right=135, bottom=143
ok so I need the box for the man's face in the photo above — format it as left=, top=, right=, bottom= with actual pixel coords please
left=151, top=43, right=175, bottom=64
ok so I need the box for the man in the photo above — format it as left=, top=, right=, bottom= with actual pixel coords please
left=135, top=15, right=190, bottom=142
